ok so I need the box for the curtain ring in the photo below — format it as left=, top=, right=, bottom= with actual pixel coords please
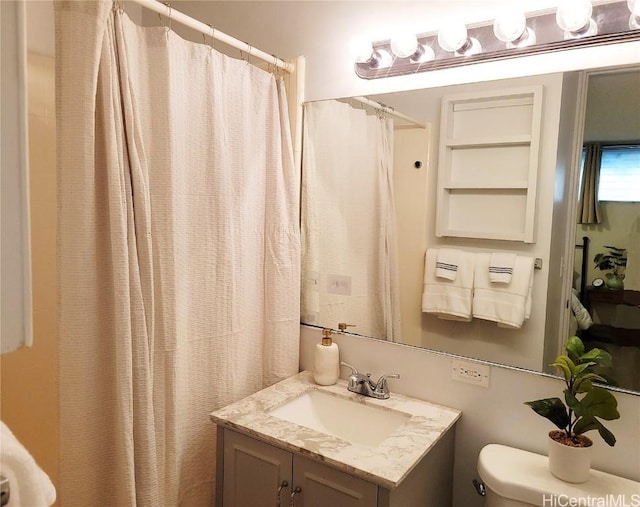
left=163, top=2, right=172, bottom=34
left=208, top=24, right=215, bottom=51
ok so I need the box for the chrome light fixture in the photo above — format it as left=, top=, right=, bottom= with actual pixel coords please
left=355, top=0, right=640, bottom=79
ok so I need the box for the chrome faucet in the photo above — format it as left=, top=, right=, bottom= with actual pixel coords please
left=340, top=362, right=399, bottom=400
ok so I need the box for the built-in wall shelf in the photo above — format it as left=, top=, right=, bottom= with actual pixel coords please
left=436, top=86, right=543, bottom=243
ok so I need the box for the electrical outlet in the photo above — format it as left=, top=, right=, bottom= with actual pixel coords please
left=452, top=359, right=490, bottom=388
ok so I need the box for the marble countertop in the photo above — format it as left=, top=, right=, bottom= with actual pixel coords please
left=209, top=371, right=461, bottom=489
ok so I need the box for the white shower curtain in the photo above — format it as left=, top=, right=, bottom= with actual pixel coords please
left=301, top=100, right=401, bottom=341
left=55, top=2, right=300, bottom=505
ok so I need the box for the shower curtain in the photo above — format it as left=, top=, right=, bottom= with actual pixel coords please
left=301, top=100, right=401, bottom=341
left=55, top=2, right=300, bottom=505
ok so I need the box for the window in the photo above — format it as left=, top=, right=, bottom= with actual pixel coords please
left=580, top=144, right=640, bottom=202
left=598, top=146, right=640, bottom=201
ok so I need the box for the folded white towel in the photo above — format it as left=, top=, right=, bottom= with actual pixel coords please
left=435, top=248, right=460, bottom=281
left=422, top=248, right=474, bottom=321
left=473, top=254, right=534, bottom=329
left=0, top=421, right=56, bottom=507
left=489, top=252, right=517, bottom=284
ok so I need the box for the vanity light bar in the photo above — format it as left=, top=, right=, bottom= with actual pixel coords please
left=355, top=0, right=640, bottom=79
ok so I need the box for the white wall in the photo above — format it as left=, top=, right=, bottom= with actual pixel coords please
left=300, top=326, right=640, bottom=507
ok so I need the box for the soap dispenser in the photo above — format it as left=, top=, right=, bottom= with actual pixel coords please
left=313, top=329, right=340, bottom=386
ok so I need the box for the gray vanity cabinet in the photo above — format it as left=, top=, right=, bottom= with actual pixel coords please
left=218, top=427, right=455, bottom=507
left=221, top=428, right=376, bottom=507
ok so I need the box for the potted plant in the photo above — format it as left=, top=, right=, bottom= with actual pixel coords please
left=525, top=336, right=620, bottom=483
left=594, top=246, right=627, bottom=289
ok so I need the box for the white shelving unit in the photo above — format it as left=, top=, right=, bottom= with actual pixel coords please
left=436, top=86, right=543, bottom=243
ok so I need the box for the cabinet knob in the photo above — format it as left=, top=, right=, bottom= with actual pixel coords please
left=276, top=480, right=288, bottom=506
left=290, top=486, right=302, bottom=506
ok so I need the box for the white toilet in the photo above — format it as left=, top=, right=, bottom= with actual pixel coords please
left=477, top=444, right=640, bottom=506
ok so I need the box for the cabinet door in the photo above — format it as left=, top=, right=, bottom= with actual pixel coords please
left=223, top=429, right=292, bottom=507
left=292, top=455, right=377, bottom=507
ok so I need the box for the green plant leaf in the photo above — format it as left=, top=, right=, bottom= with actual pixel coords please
left=551, top=355, right=575, bottom=382
left=573, top=415, right=599, bottom=435
left=574, top=416, right=617, bottom=446
left=564, top=389, right=580, bottom=411
left=574, top=362, right=596, bottom=375
left=525, top=398, right=570, bottom=430
left=580, top=348, right=612, bottom=368
left=580, top=348, right=602, bottom=361
left=575, top=380, right=593, bottom=393
left=596, top=350, right=613, bottom=368
left=574, top=373, right=608, bottom=393
left=595, top=420, right=617, bottom=447
left=565, top=336, right=585, bottom=360
left=575, top=387, right=620, bottom=420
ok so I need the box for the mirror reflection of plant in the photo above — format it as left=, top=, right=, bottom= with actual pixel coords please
left=594, top=245, right=627, bottom=278
left=525, top=336, right=620, bottom=447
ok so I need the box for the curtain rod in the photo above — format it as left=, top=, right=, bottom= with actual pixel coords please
left=127, top=0, right=294, bottom=73
left=352, top=96, right=426, bottom=129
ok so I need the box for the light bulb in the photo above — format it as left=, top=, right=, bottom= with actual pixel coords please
left=437, top=21, right=469, bottom=53
left=556, top=0, right=593, bottom=33
left=629, top=0, right=640, bottom=29
left=350, top=37, right=374, bottom=64
left=390, top=33, right=419, bottom=58
left=493, top=10, right=527, bottom=43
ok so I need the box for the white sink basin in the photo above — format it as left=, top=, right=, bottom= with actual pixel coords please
left=268, top=389, right=410, bottom=447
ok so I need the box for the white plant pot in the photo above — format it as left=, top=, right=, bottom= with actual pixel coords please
left=547, top=432, right=592, bottom=483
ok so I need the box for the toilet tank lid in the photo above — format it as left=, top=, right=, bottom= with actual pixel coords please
left=477, top=444, right=640, bottom=506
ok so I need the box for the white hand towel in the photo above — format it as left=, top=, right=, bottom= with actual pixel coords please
left=571, top=289, right=593, bottom=330
left=435, top=248, right=460, bottom=281
left=422, top=248, right=474, bottom=321
left=489, top=252, right=517, bottom=284
left=0, top=421, right=56, bottom=507
left=473, top=254, right=534, bottom=329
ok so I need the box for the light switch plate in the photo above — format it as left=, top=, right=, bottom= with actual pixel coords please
left=326, top=274, right=352, bottom=296
left=452, top=359, right=490, bottom=388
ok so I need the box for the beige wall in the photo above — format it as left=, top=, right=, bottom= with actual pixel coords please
left=393, top=126, right=432, bottom=346
left=583, top=70, right=640, bottom=143
left=1, top=51, right=58, bottom=494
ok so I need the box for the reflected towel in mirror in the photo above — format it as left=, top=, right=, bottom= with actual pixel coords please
left=436, top=248, right=461, bottom=281
left=473, top=254, right=534, bottom=329
left=422, top=248, right=474, bottom=321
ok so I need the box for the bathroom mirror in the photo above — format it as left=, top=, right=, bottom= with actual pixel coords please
left=301, top=65, right=640, bottom=394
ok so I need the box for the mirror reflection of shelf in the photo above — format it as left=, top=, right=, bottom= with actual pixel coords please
left=436, top=86, right=543, bottom=243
